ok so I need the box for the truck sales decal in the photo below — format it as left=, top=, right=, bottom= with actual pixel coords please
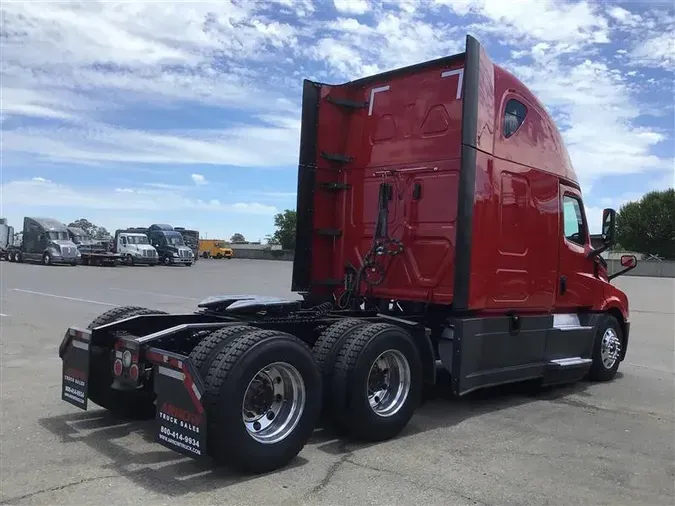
left=61, top=336, right=90, bottom=410
left=152, top=358, right=207, bottom=458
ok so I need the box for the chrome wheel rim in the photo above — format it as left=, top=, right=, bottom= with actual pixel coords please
left=241, top=362, right=306, bottom=444
left=600, top=328, right=621, bottom=369
left=366, top=349, right=411, bottom=417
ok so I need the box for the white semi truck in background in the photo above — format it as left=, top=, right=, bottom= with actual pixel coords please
left=0, top=218, right=15, bottom=260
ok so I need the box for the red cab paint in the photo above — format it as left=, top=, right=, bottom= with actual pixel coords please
left=293, top=35, right=632, bottom=322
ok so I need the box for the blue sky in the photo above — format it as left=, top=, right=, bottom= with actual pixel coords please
left=1, top=0, right=673, bottom=241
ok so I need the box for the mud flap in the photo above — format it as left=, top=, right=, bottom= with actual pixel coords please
left=146, top=348, right=208, bottom=459
left=60, top=327, right=91, bottom=410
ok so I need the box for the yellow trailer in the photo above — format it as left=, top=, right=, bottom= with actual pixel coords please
left=199, top=239, right=233, bottom=259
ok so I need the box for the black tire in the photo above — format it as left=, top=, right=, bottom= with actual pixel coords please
left=188, top=325, right=256, bottom=377
left=312, top=318, right=369, bottom=418
left=163, top=255, right=172, bottom=266
left=43, top=252, right=51, bottom=266
left=86, top=306, right=168, bottom=419
left=203, top=329, right=322, bottom=473
left=86, top=305, right=163, bottom=330
left=330, top=322, right=423, bottom=442
left=125, top=254, right=134, bottom=266
left=588, top=314, right=623, bottom=382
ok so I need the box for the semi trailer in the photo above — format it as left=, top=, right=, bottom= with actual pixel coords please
left=68, top=227, right=121, bottom=266
left=0, top=218, right=14, bottom=260
left=175, top=227, right=200, bottom=262
left=58, top=35, right=637, bottom=475
left=117, top=224, right=193, bottom=266
left=6, top=217, right=80, bottom=265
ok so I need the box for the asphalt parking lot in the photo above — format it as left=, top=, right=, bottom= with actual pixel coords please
left=0, top=259, right=673, bottom=505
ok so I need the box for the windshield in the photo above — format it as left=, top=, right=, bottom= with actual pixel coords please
left=127, top=235, right=149, bottom=245
left=47, top=231, right=69, bottom=241
left=165, top=232, right=184, bottom=246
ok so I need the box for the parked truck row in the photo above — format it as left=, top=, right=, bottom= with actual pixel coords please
left=2, top=218, right=198, bottom=267
left=58, top=35, right=638, bottom=475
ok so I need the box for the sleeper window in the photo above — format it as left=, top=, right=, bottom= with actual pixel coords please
left=563, top=195, right=586, bottom=246
left=504, top=99, right=527, bottom=138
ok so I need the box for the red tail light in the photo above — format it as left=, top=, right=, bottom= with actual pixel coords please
left=129, top=364, right=139, bottom=381
left=113, top=359, right=123, bottom=376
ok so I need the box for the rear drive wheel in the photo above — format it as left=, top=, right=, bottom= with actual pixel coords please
left=330, top=323, right=422, bottom=441
left=588, top=314, right=623, bottom=382
left=188, top=325, right=255, bottom=377
left=86, top=306, right=168, bottom=419
left=203, top=330, right=321, bottom=473
left=312, top=318, right=369, bottom=419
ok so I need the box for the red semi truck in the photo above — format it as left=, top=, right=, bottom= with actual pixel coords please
left=58, top=35, right=637, bottom=474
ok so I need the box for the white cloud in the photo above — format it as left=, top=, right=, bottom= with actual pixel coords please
left=0, top=1, right=302, bottom=117
left=508, top=56, right=669, bottom=186
left=191, top=174, right=208, bottom=185
left=629, top=31, right=675, bottom=71
left=3, top=118, right=301, bottom=167
left=0, top=0, right=672, bottom=210
left=333, top=0, right=371, bottom=15
left=435, top=0, right=611, bottom=46
left=607, top=6, right=643, bottom=27
left=0, top=178, right=278, bottom=215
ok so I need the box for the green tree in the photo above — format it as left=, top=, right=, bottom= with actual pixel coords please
left=616, top=188, right=675, bottom=258
left=67, top=218, right=111, bottom=240
left=269, top=209, right=296, bottom=250
left=230, top=233, right=246, bottom=243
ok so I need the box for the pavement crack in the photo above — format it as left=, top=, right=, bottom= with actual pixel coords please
left=0, top=474, right=120, bottom=504
left=551, top=397, right=673, bottom=422
left=310, top=452, right=353, bottom=496
left=344, top=458, right=491, bottom=506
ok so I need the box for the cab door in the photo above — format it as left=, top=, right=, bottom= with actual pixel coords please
left=556, top=184, right=603, bottom=310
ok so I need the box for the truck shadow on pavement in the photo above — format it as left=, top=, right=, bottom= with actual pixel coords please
left=309, top=369, right=606, bottom=455
left=37, top=371, right=603, bottom=497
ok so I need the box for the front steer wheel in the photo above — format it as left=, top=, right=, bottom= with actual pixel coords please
left=85, top=305, right=168, bottom=419
left=588, top=314, right=624, bottom=382
left=203, top=330, right=322, bottom=473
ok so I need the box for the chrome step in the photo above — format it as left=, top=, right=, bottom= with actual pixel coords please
left=549, top=357, right=592, bottom=368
